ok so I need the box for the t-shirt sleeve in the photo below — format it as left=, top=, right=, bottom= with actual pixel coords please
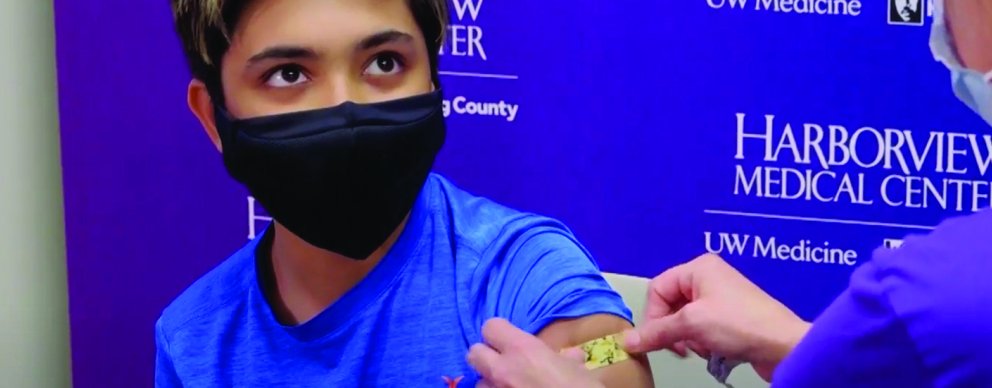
left=487, top=226, right=633, bottom=335
left=770, top=256, right=927, bottom=388
left=155, top=319, right=183, bottom=388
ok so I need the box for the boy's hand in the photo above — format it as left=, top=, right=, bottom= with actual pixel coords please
left=467, top=318, right=605, bottom=388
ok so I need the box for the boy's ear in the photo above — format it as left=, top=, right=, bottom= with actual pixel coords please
left=187, top=79, right=222, bottom=152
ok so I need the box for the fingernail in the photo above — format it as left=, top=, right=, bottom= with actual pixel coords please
left=623, top=330, right=640, bottom=349
left=558, top=347, right=580, bottom=363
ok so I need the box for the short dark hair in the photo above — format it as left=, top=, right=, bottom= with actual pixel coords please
left=170, top=0, right=448, bottom=103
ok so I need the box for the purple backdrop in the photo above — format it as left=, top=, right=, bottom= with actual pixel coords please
left=55, top=0, right=988, bottom=386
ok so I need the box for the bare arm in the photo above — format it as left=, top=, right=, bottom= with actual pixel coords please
left=537, top=314, right=654, bottom=387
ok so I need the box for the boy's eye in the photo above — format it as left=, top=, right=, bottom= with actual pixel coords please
left=265, top=66, right=310, bottom=88
left=364, top=54, right=404, bottom=76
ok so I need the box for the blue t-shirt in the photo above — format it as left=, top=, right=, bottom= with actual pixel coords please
left=155, top=173, right=632, bottom=387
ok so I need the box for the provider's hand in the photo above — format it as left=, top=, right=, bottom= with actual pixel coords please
left=623, top=254, right=811, bottom=382
left=467, top=318, right=603, bottom=388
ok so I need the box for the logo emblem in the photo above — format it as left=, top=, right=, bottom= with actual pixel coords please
left=888, top=0, right=924, bottom=26
left=442, top=376, right=464, bottom=388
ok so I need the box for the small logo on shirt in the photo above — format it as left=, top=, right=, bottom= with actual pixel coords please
left=442, top=376, right=463, bottom=388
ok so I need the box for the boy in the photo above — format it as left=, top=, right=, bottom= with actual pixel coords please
left=156, top=0, right=654, bottom=386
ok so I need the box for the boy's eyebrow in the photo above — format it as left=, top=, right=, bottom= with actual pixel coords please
left=242, top=30, right=413, bottom=70
left=246, top=46, right=318, bottom=67
left=357, top=29, right=415, bottom=51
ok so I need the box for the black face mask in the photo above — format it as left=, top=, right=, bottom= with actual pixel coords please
left=214, top=91, right=446, bottom=260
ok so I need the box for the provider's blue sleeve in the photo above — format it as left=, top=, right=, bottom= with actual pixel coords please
left=154, top=320, right=183, bottom=388
left=771, top=258, right=927, bottom=387
left=489, top=227, right=633, bottom=335
left=774, top=210, right=992, bottom=387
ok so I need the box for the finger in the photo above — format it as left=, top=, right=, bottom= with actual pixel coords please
left=467, top=343, right=503, bottom=379
left=623, top=309, right=693, bottom=354
left=481, top=318, right=536, bottom=352
left=476, top=380, right=495, bottom=388
left=671, top=341, right=689, bottom=358
left=560, top=346, right=587, bottom=364
left=643, top=268, right=681, bottom=320
left=686, top=340, right=711, bottom=359
left=644, top=259, right=699, bottom=320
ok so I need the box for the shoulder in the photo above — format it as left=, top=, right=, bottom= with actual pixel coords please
left=866, top=209, right=992, bottom=383
left=877, top=209, right=992, bottom=261
left=427, top=174, right=628, bottom=308
left=870, top=209, right=992, bottom=310
left=427, top=174, right=590, bottom=265
left=156, top=237, right=259, bottom=341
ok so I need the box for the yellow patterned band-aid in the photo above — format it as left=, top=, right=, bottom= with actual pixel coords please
left=573, top=334, right=631, bottom=370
